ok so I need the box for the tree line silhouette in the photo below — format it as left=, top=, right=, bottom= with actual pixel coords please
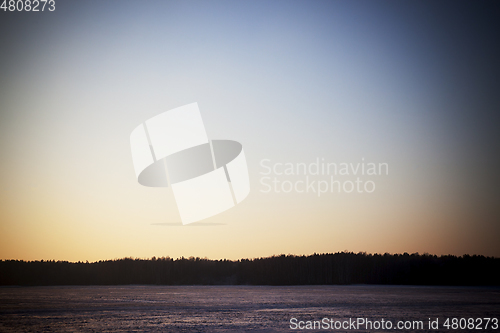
left=0, top=252, right=498, bottom=286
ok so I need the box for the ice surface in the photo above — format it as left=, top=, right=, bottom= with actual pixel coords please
left=0, top=285, right=498, bottom=332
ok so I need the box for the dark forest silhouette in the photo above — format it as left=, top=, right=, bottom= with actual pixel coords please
left=0, top=252, right=498, bottom=286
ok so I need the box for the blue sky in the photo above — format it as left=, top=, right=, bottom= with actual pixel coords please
left=0, top=0, right=499, bottom=260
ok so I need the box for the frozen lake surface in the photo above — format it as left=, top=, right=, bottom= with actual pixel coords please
left=0, top=285, right=498, bottom=332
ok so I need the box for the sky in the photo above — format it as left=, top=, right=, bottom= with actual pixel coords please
left=0, top=0, right=499, bottom=262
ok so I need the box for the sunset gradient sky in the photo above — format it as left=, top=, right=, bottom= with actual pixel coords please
left=1, top=0, right=499, bottom=261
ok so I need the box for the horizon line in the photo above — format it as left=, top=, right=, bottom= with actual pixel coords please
left=2, top=251, right=498, bottom=264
